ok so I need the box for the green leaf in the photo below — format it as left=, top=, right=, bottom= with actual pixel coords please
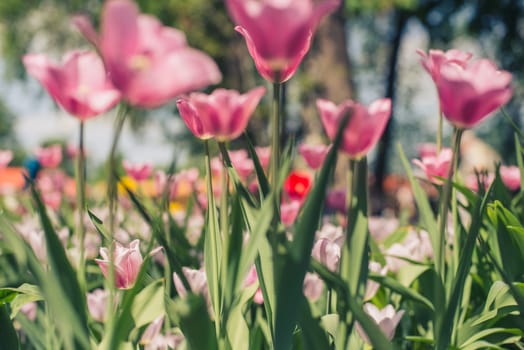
left=173, top=293, right=218, bottom=350
left=0, top=304, right=19, bottom=350
left=369, top=273, right=434, bottom=311
left=244, top=131, right=270, bottom=199
left=397, top=144, right=438, bottom=255
left=273, top=112, right=348, bottom=350
left=131, top=279, right=164, bottom=329
left=0, top=284, right=43, bottom=319
left=28, top=183, right=90, bottom=350
left=436, top=182, right=493, bottom=350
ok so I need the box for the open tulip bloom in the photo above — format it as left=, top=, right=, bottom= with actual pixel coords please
left=74, top=0, right=222, bottom=108
left=177, top=86, right=266, bottom=141
left=226, top=0, right=340, bottom=82
left=23, top=51, right=121, bottom=119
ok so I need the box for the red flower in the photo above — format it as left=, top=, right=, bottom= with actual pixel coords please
left=284, top=171, right=312, bottom=201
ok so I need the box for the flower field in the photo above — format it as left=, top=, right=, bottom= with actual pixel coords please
left=0, top=1, right=523, bottom=349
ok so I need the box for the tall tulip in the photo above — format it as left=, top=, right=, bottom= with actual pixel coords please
left=417, top=49, right=472, bottom=82
left=177, top=87, right=265, bottom=141
left=23, top=51, right=121, bottom=119
left=226, top=0, right=340, bottom=83
left=436, top=59, right=512, bottom=129
left=74, top=0, right=221, bottom=108
left=96, top=239, right=143, bottom=289
left=317, top=98, right=391, bottom=159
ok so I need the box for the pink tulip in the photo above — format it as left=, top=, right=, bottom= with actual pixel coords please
left=255, top=146, right=271, bottom=169
left=312, top=237, right=341, bottom=272
left=412, top=148, right=453, bottom=185
left=226, top=0, right=340, bottom=83
left=20, top=302, right=37, bottom=321
left=437, top=59, right=512, bottom=129
left=280, top=200, right=302, bottom=226
left=500, top=165, right=521, bottom=191
left=74, top=0, right=221, bottom=108
left=35, top=145, right=62, bottom=168
left=23, top=51, right=121, bottom=119
left=244, top=265, right=264, bottom=304
left=417, top=48, right=472, bottom=82
left=317, top=98, right=391, bottom=159
left=325, top=188, right=346, bottom=212
left=229, top=150, right=255, bottom=180
left=96, top=239, right=143, bottom=289
left=365, top=262, right=388, bottom=301
left=87, top=289, right=108, bottom=322
left=122, top=160, right=153, bottom=182
left=303, top=272, right=324, bottom=302
left=298, top=143, right=331, bottom=170
left=417, top=143, right=438, bottom=158
left=356, top=303, right=404, bottom=342
left=177, top=87, right=266, bottom=141
left=466, top=172, right=495, bottom=193
left=0, top=150, right=13, bottom=169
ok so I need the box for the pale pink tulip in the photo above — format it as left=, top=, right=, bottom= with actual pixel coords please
left=317, top=98, right=391, bottom=159
left=280, top=200, right=301, bottom=226
left=140, top=316, right=183, bottom=350
left=96, top=239, right=143, bottom=289
left=87, top=289, right=108, bottom=322
left=177, top=87, right=265, bottom=141
left=298, top=143, right=332, bottom=170
left=20, top=302, right=37, bottom=321
left=365, top=262, right=388, bottom=301
left=417, top=143, right=438, bottom=158
left=412, top=148, right=453, bottom=185
left=0, top=150, right=13, bottom=168
left=226, top=0, right=340, bottom=82
left=500, top=165, right=521, bottom=191
left=303, top=272, right=324, bottom=301
left=74, top=0, right=221, bottom=108
left=255, top=146, right=271, bottom=169
left=312, top=237, right=341, bottom=272
left=356, top=303, right=404, bottom=342
left=23, top=51, right=120, bottom=119
left=229, top=150, right=255, bottom=180
left=466, top=172, right=495, bottom=192
left=417, top=48, right=472, bottom=82
left=173, top=267, right=208, bottom=299
left=35, top=145, right=62, bottom=168
left=122, top=160, right=152, bottom=182
left=437, top=59, right=512, bottom=129
left=244, top=265, right=264, bottom=304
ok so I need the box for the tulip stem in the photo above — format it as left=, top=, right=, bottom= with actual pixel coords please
left=437, top=109, right=443, bottom=153
left=436, top=127, right=463, bottom=278
left=270, top=82, right=283, bottom=187
left=108, top=104, right=128, bottom=234
left=76, top=120, right=86, bottom=292
left=220, top=145, right=230, bottom=241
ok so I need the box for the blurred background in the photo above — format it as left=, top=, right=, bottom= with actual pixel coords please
left=0, top=0, right=523, bottom=196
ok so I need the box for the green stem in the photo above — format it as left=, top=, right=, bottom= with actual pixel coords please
left=220, top=146, right=230, bottom=240
left=204, top=140, right=222, bottom=341
left=105, top=104, right=128, bottom=345
left=108, top=104, right=128, bottom=234
left=436, top=128, right=463, bottom=279
left=270, top=82, right=283, bottom=187
left=437, top=108, right=443, bottom=153
left=76, top=120, right=86, bottom=292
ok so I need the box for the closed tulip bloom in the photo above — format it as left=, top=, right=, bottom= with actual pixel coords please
left=96, top=239, right=143, bottom=289
left=23, top=51, right=121, bottom=119
left=298, top=143, right=331, bottom=170
left=226, top=0, right=340, bottom=83
left=74, top=0, right=221, bottom=108
left=417, top=48, right=472, bottom=82
left=437, top=59, right=512, bottom=129
left=177, top=87, right=265, bottom=141
left=317, top=98, right=391, bottom=159
left=500, top=165, right=521, bottom=191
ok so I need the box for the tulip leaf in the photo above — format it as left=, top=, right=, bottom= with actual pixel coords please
left=172, top=293, right=218, bottom=350
left=28, top=183, right=91, bottom=350
left=0, top=284, right=43, bottom=319
left=272, top=113, right=348, bottom=350
left=244, top=132, right=270, bottom=199
left=436, top=181, right=492, bottom=350
left=369, top=273, right=434, bottom=311
left=397, top=144, right=438, bottom=253
left=131, top=279, right=164, bottom=329
left=0, top=304, right=19, bottom=350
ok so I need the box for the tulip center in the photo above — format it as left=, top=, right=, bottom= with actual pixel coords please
left=77, top=84, right=91, bottom=96
left=129, top=54, right=150, bottom=71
